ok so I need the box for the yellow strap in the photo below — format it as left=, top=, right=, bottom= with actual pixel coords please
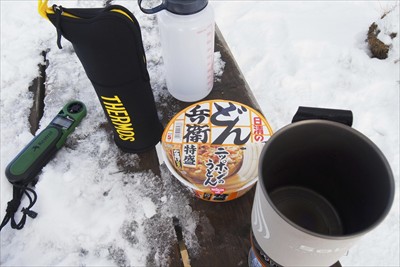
left=38, top=0, right=80, bottom=19
left=110, top=9, right=134, bottom=22
left=38, top=0, right=52, bottom=20
left=38, top=0, right=133, bottom=22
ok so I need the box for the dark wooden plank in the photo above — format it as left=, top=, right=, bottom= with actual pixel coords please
left=187, top=188, right=255, bottom=266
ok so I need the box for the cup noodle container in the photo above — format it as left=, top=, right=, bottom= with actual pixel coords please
left=162, top=100, right=273, bottom=202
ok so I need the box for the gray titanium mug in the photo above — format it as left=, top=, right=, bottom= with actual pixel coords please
left=251, top=108, right=394, bottom=266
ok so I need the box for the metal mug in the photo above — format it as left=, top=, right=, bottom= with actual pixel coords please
left=251, top=109, right=394, bottom=266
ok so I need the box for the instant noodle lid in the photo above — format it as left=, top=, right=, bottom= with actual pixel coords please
left=162, top=100, right=273, bottom=202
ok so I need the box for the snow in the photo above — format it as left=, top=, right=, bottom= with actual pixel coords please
left=1, top=0, right=399, bottom=266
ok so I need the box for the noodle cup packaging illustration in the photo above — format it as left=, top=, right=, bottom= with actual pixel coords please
left=162, top=100, right=273, bottom=202
left=251, top=119, right=394, bottom=266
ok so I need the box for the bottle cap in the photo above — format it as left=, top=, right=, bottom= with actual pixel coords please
left=138, top=0, right=208, bottom=15
left=165, top=0, right=208, bottom=15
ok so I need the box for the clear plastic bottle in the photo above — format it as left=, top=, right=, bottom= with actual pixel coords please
left=138, top=0, right=215, bottom=102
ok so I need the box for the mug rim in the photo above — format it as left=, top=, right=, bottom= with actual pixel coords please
left=258, top=119, right=395, bottom=240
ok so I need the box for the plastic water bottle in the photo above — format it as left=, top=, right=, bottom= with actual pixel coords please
left=138, top=0, right=215, bottom=102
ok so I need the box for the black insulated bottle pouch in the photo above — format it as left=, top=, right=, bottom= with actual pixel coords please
left=39, top=2, right=163, bottom=153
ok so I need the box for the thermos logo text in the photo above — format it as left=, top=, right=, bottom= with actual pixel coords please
left=101, top=95, right=135, bottom=142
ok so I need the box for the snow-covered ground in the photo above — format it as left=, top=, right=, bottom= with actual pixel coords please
left=1, top=1, right=399, bottom=266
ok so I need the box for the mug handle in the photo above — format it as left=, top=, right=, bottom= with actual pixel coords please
left=292, top=106, right=353, bottom=127
left=138, top=0, right=165, bottom=14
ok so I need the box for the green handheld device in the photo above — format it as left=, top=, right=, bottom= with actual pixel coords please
left=5, top=100, right=87, bottom=185
left=1, top=101, right=86, bottom=231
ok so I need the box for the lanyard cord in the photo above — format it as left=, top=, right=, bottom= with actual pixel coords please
left=0, top=184, right=38, bottom=231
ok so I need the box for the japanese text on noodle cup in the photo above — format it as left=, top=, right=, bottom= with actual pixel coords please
left=162, top=100, right=273, bottom=202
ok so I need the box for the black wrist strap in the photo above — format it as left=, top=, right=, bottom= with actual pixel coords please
left=0, top=185, right=38, bottom=231
left=292, top=106, right=353, bottom=127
